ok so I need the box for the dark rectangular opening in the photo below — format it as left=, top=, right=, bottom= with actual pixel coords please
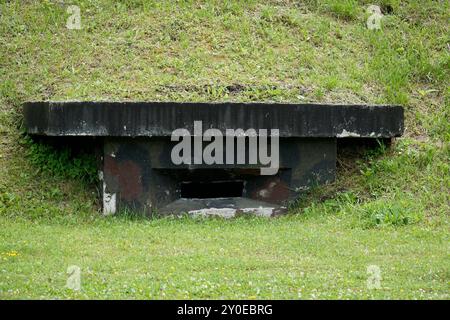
left=180, top=181, right=244, bottom=199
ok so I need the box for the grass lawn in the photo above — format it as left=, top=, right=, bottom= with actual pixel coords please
left=0, top=0, right=449, bottom=299
left=0, top=215, right=448, bottom=299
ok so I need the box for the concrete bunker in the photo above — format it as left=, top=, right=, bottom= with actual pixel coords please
left=23, top=101, right=404, bottom=217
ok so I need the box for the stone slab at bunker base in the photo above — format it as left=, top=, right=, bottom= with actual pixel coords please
left=23, top=102, right=404, bottom=216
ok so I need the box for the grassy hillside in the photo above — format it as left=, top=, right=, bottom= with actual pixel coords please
left=0, top=0, right=448, bottom=299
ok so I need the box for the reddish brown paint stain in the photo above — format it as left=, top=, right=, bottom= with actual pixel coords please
left=252, top=177, right=290, bottom=203
left=104, top=156, right=143, bottom=201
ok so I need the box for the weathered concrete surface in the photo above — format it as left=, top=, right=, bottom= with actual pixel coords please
left=23, top=101, right=404, bottom=138
left=101, top=137, right=335, bottom=215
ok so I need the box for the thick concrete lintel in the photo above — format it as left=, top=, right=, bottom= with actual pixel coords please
left=24, top=101, right=404, bottom=138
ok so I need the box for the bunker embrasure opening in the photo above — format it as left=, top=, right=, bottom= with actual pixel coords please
left=180, top=180, right=244, bottom=199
